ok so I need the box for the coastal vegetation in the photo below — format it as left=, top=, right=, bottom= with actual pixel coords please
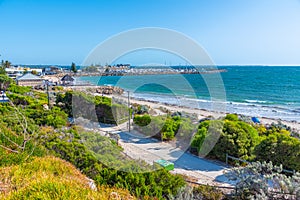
left=56, top=91, right=128, bottom=124
left=225, top=161, right=300, bottom=199
left=0, top=78, right=188, bottom=199
left=190, top=114, right=300, bottom=171
left=0, top=156, right=135, bottom=200
left=1, top=67, right=300, bottom=199
left=134, top=114, right=195, bottom=141
left=0, top=74, right=12, bottom=90
left=71, top=62, right=77, bottom=73
left=38, top=126, right=186, bottom=199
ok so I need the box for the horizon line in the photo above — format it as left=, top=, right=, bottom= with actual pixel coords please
left=8, top=63, right=300, bottom=67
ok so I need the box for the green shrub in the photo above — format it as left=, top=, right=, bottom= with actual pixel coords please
left=7, top=84, right=31, bottom=94
left=255, top=132, right=300, bottom=171
left=134, top=114, right=151, bottom=126
left=193, top=185, right=225, bottom=200
left=134, top=115, right=195, bottom=141
left=39, top=127, right=186, bottom=199
left=225, top=113, right=239, bottom=121
left=54, top=86, right=64, bottom=91
left=191, top=120, right=260, bottom=161
left=56, top=91, right=127, bottom=124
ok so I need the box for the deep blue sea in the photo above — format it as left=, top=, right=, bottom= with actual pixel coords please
left=79, top=66, right=300, bottom=122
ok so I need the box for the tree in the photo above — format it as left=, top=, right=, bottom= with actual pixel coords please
left=31, top=70, right=38, bottom=75
left=0, top=60, right=6, bottom=74
left=71, top=62, right=77, bottom=73
left=23, top=68, right=28, bottom=74
left=0, top=74, right=12, bottom=91
left=3, top=60, right=11, bottom=68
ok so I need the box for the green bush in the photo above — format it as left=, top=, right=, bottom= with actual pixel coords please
left=56, top=91, right=127, bottom=124
left=133, top=114, right=151, bottom=126
left=134, top=115, right=194, bottom=141
left=191, top=119, right=260, bottom=161
left=54, top=86, right=64, bottom=91
left=7, top=84, right=31, bottom=94
left=255, top=132, right=300, bottom=171
left=225, top=113, right=239, bottom=121
left=193, top=185, right=225, bottom=200
left=39, top=127, right=186, bottom=199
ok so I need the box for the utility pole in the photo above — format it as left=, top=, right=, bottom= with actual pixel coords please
left=127, top=91, right=130, bottom=132
left=46, top=81, right=50, bottom=108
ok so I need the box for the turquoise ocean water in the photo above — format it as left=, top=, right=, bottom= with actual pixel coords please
left=79, top=66, right=300, bottom=122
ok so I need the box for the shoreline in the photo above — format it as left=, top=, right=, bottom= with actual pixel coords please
left=98, top=93, right=300, bottom=132
left=71, top=85, right=300, bottom=132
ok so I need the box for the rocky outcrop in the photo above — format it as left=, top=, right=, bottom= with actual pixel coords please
left=96, top=86, right=124, bottom=95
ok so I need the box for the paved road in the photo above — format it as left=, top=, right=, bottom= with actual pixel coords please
left=100, top=124, right=232, bottom=186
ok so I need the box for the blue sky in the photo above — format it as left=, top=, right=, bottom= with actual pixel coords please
left=1, top=0, right=300, bottom=65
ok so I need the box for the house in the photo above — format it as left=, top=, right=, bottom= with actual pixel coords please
left=16, top=73, right=43, bottom=87
left=61, top=75, right=75, bottom=86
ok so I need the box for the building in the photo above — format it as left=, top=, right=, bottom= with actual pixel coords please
left=61, top=75, right=75, bottom=86
left=5, top=66, right=43, bottom=79
left=16, top=73, right=43, bottom=87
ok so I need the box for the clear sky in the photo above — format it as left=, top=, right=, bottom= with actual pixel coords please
left=1, top=0, right=300, bottom=66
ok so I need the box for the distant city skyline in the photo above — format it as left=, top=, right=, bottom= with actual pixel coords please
left=1, top=0, right=300, bottom=66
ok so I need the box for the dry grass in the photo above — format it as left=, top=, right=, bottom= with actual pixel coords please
left=0, top=156, right=135, bottom=200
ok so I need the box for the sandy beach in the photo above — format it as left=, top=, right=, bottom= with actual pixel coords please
left=97, top=92, right=300, bottom=132
left=72, top=84, right=300, bottom=132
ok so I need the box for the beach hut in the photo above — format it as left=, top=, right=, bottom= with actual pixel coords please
left=252, top=117, right=260, bottom=124
left=154, top=159, right=174, bottom=171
